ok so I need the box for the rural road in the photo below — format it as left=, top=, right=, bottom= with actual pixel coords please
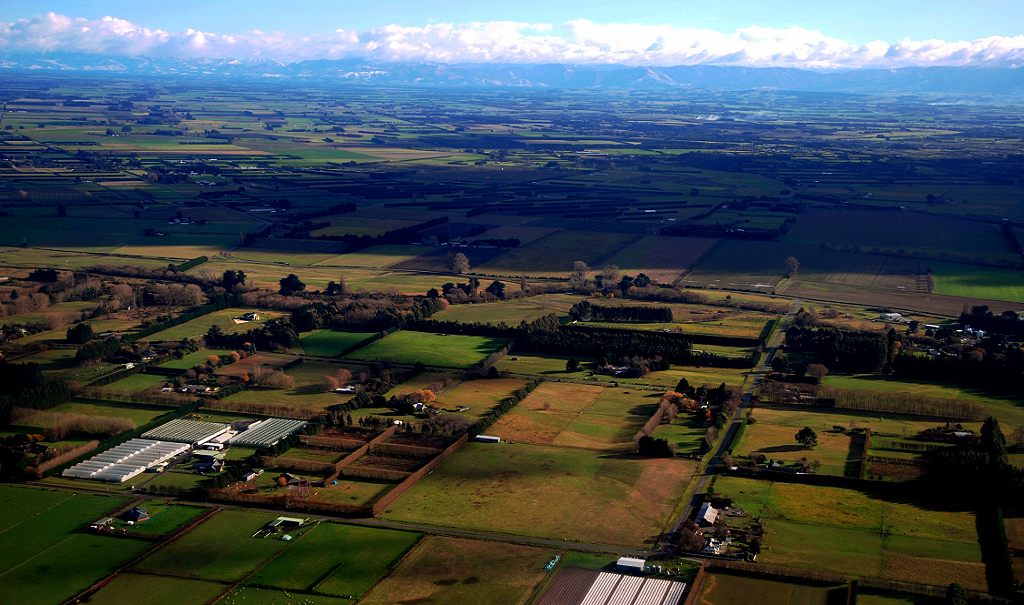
left=666, top=300, right=800, bottom=543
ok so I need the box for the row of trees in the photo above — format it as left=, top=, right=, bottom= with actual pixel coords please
left=569, top=300, right=673, bottom=322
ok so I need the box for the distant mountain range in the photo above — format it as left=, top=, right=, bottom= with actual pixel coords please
left=3, top=52, right=1023, bottom=95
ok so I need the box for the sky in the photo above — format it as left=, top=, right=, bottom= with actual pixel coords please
left=1, top=1, right=1023, bottom=68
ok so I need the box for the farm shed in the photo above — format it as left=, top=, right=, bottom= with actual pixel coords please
left=143, top=419, right=230, bottom=446
left=473, top=434, right=501, bottom=443
left=229, top=418, right=307, bottom=448
left=63, top=439, right=190, bottom=482
left=616, top=557, right=646, bottom=573
left=696, top=502, right=719, bottom=527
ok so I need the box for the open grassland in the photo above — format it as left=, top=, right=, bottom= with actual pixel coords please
left=477, top=230, right=639, bottom=276
left=736, top=419, right=857, bottom=476
left=602, top=235, right=718, bottom=282
left=134, top=510, right=302, bottom=582
left=360, top=536, right=552, bottom=605
left=435, top=377, right=530, bottom=418
left=494, top=353, right=749, bottom=389
left=491, top=382, right=659, bottom=451
left=85, top=573, right=227, bottom=605
left=221, top=359, right=359, bottom=412
left=299, top=330, right=377, bottom=357
left=748, top=406, right=959, bottom=439
left=159, top=348, right=235, bottom=370
left=101, top=372, right=171, bottom=393
left=312, top=244, right=432, bottom=268
left=697, top=571, right=848, bottom=605
left=822, top=374, right=1024, bottom=431
left=0, top=485, right=151, bottom=605
left=147, top=308, right=287, bottom=341
left=384, top=442, right=696, bottom=545
left=247, top=522, right=419, bottom=597
left=682, top=240, right=786, bottom=291
left=715, top=477, right=986, bottom=589
left=432, top=294, right=579, bottom=325
left=347, top=331, right=511, bottom=368
left=50, top=400, right=172, bottom=426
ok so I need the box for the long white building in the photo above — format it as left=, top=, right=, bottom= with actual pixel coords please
left=63, top=439, right=190, bottom=483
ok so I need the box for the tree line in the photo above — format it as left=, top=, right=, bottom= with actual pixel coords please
left=569, top=300, right=673, bottom=322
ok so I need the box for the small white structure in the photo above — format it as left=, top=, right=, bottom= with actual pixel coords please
left=878, top=312, right=905, bottom=323
left=473, top=435, right=501, bottom=443
left=616, top=556, right=646, bottom=573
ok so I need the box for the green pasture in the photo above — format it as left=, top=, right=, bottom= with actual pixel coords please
left=347, top=331, right=510, bottom=368
left=246, top=522, right=419, bottom=596
left=299, top=329, right=377, bottom=357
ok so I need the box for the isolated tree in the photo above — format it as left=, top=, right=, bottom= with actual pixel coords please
left=566, top=358, right=580, bottom=372
left=448, top=252, right=470, bottom=274
left=222, top=269, right=246, bottom=289
left=278, top=273, right=306, bottom=296
left=597, top=264, right=621, bottom=287
left=944, top=583, right=967, bottom=605
left=569, top=260, right=589, bottom=289
left=485, top=280, right=506, bottom=299
left=66, top=322, right=94, bottom=344
left=784, top=256, right=800, bottom=278
left=795, top=426, right=818, bottom=449
left=805, top=363, right=829, bottom=380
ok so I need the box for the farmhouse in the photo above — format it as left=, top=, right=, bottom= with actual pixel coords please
left=696, top=502, right=719, bottom=527
left=122, top=507, right=150, bottom=523
left=265, top=516, right=305, bottom=531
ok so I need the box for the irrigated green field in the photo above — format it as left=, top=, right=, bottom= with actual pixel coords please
left=299, top=330, right=377, bottom=357
left=0, top=485, right=151, bottom=605
left=85, top=573, right=227, bottom=605
left=347, top=331, right=511, bottom=368
left=133, top=510, right=305, bottom=582
left=246, top=523, right=419, bottom=597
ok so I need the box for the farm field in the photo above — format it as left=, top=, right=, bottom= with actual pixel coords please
left=85, top=573, right=227, bottom=605
left=219, top=359, right=354, bottom=413
left=822, top=375, right=1024, bottom=431
left=490, top=382, right=659, bottom=450
left=299, top=329, right=377, bottom=357
left=246, top=522, right=420, bottom=598
left=600, top=235, right=718, bottom=282
left=347, top=330, right=511, bottom=368
left=494, top=352, right=750, bottom=389
left=929, top=261, right=1024, bottom=303
left=133, top=510, right=304, bottom=582
left=49, top=400, right=173, bottom=426
left=697, top=571, right=849, bottom=605
left=384, top=441, right=696, bottom=545
left=159, top=348, right=235, bottom=370
left=0, top=485, right=150, bottom=605
left=476, top=230, right=639, bottom=276
left=432, top=294, right=579, bottom=325
left=146, top=308, right=287, bottom=341
left=360, top=536, right=553, bottom=605
left=714, top=477, right=986, bottom=590
left=101, top=372, right=171, bottom=393
left=435, top=376, right=531, bottom=418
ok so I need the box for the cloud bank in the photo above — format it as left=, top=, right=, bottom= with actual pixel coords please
left=2, top=12, right=1023, bottom=68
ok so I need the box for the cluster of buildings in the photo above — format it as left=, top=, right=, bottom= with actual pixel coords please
left=62, top=416, right=306, bottom=483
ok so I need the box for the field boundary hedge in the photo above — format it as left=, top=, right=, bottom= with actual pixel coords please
left=370, top=433, right=469, bottom=515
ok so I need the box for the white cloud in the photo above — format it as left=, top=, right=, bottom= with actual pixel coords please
left=1, top=12, right=1022, bottom=68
